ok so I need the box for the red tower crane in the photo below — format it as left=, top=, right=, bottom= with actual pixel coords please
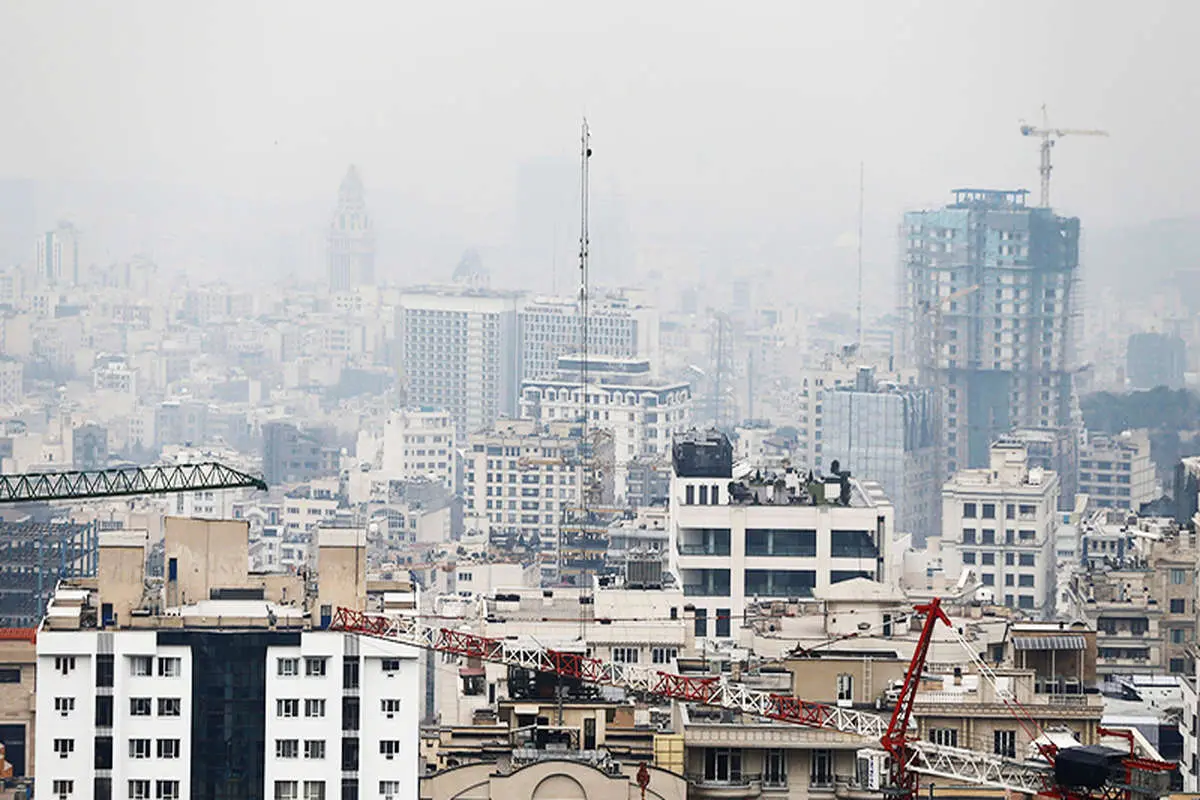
left=331, top=599, right=1175, bottom=800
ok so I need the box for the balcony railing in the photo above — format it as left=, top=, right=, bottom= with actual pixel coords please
left=686, top=772, right=759, bottom=789
left=678, top=543, right=732, bottom=557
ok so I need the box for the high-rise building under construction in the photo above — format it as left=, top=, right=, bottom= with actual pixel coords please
left=901, top=189, right=1080, bottom=474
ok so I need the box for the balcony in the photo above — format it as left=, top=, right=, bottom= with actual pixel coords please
left=687, top=773, right=761, bottom=798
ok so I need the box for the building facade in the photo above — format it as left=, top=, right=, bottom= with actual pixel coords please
left=378, top=407, right=456, bottom=490
left=519, top=355, right=691, bottom=502
left=1127, top=332, right=1186, bottom=391
left=327, top=165, right=375, bottom=292
left=32, top=521, right=422, bottom=800
left=398, top=287, right=521, bottom=434
left=668, top=431, right=895, bottom=637
left=941, top=443, right=1061, bottom=617
left=35, top=222, right=79, bottom=288
left=1078, top=429, right=1158, bottom=512
left=517, top=294, right=659, bottom=382
left=903, top=189, right=1081, bottom=474
left=820, top=367, right=939, bottom=544
left=462, top=420, right=585, bottom=585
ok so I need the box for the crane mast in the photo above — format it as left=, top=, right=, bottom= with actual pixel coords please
left=1019, top=105, right=1109, bottom=208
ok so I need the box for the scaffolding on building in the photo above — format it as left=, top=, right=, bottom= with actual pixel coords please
left=0, top=521, right=97, bottom=628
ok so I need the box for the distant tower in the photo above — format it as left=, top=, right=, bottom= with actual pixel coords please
left=36, top=221, right=79, bottom=287
left=327, top=165, right=375, bottom=292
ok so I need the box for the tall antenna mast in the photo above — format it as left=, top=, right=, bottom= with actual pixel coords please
left=578, top=117, right=591, bottom=467
left=855, top=161, right=865, bottom=354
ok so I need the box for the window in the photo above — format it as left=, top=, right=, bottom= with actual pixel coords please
left=981, top=529, right=995, bottom=545
left=130, top=656, right=153, bottom=676
left=699, top=485, right=708, bottom=505
left=341, top=779, right=358, bottom=800
left=343, top=657, right=360, bottom=689
left=55, top=656, right=76, bottom=675
left=686, top=485, right=695, bottom=505
left=1019, top=575, right=1035, bottom=587
left=54, top=738, right=75, bottom=758
left=304, top=783, right=325, bottom=800
left=704, top=747, right=742, bottom=782
left=994, top=730, right=1016, bottom=758
left=130, top=697, right=152, bottom=716
left=96, top=695, right=114, bottom=727
left=764, top=747, right=787, bottom=786
left=836, top=673, right=853, bottom=703
left=129, top=739, right=151, bottom=759
left=278, top=657, right=300, bottom=677
left=1019, top=595, right=1035, bottom=609
left=0, top=667, right=18, bottom=684
left=305, top=657, right=327, bottom=677
left=652, top=647, right=678, bottom=664
left=982, top=503, right=995, bottom=519
left=1006, top=504, right=1015, bottom=520
left=716, top=608, right=731, bottom=638
left=962, top=528, right=976, bottom=544
left=274, top=782, right=299, bottom=800
left=1005, top=552, right=1015, bottom=566
left=379, top=782, right=401, bottom=799
left=55, top=696, right=75, bottom=715
left=930, top=728, right=958, bottom=747
left=157, top=657, right=181, bottom=678
left=380, top=698, right=402, bottom=718
left=277, top=739, right=299, bottom=759
left=129, top=782, right=152, bottom=800
left=810, top=748, right=834, bottom=787
left=277, top=699, right=300, bottom=718
left=157, top=698, right=181, bottom=717
left=305, top=740, right=326, bottom=760
left=962, top=552, right=976, bottom=564
left=1018, top=553, right=1036, bottom=567
left=982, top=574, right=995, bottom=586
left=305, top=698, right=326, bottom=717
left=1171, top=598, right=1187, bottom=614
left=157, top=739, right=180, bottom=759
left=1172, top=569, right=1189, bottom=585
left=52, top=780, right=74, bottom=799
left=981, top=552, right=995, bottom=566
left=380, top=740, right=401, bottom=760
left=155, top=781, right=179, bottom=800
left=97, top=654, right=114, bottom=686
left=381, top=659, right=401, bottom=673
left=1170, top=658, right=1188, bottom=674
left=963, top=503, right=977, bottom=518
left=612, top=647, right=639, bottom=663
left=694, top=608, right=708, bottom=637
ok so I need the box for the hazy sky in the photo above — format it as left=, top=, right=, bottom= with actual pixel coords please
left=1, top=1, right=1197, bottom=293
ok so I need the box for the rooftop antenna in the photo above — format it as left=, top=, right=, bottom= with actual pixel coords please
left=578, top=117, right=592, bottom=481
left=855, top=161, right=864, bottom=354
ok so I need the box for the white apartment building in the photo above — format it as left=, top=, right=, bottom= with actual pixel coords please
left=378, top=407, right=456, bottom=489
left=462, top=420, right=584, bottom=585
left=92, top=357, right=138, bottom=396
left=1078, top=429, right=1158, bottom=511
left=397, top=287, right=521, bottom=434
left=941, top=442, right=1061, bottom=617
left=668, top=431, right=895, bottom=638
left=518, top=294, right=660, bottom=381
left=34, top=522, right=421, bottom=800
left=519, top=355, right=691, bottom=501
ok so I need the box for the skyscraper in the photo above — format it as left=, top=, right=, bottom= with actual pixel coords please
left=902, top=189, right=1080, bottom=474
left=397, top=286, right=521, bottom=434
left=35, top=221, right=79, bottom=287
left=327, top=165, right=375, bottom=292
